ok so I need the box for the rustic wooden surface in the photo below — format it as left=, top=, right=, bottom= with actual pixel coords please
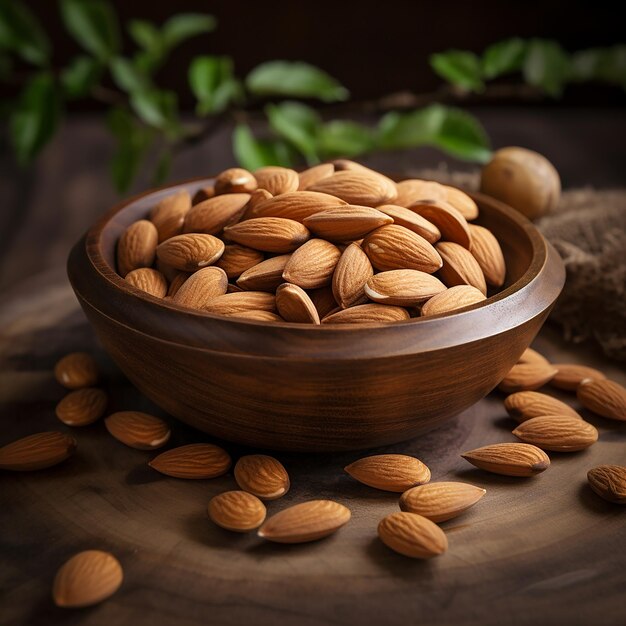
left=0, top=268, right=624, bottom=626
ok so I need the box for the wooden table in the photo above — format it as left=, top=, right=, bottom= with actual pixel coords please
left=1, top=268, right=624, bottom=626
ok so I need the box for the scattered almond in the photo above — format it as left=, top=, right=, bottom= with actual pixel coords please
left=125, top=267, right=168, bottom=298
left=230, top=310, right=284, bottom=322
left=332, top=242, right=373, bottom=308
left=149, top=443, right=231, bottom=479
left=443, top=186, right=479, bottom=220
left=298, top=163, right=334, bottom=190
left=344, top=454, right=431, bottom=492
left=149, top=190, right=191, bottom=242
left=461, top=442, right=550, bottom=476
left=54, top=352, right=99, bottom=389
left=512, top=415, right=598, bottom=452
left=56, top=388, right=108, bottom=427
left=498, top=362, right=558, bottom=393
left=214, top=167, right=257, bottom=194
left=216, top=245, right=264, bottom=279
left=394, top=179, right=446, bottom=208
left=192, top=185, right=215, bottom=204
left=376, top=204, right=441, bottom=243
left=156, top=233, right=225, bottom=271
left=303, top=206, right=393, bottom=241
left=421, top=285, right=486, bottom=317
left=224, top=217, right=310, bottom=253
left=116, top=219, right=158, bottom=277
left=550, top=363, right=607, bottom=391
left=236, top=254, right=291, bottom=291
left=276, top=283, right=320, bottom=324
left=577, top=379, right=626, bottom=421
left=250, top=191, right=345, bottom=222
left=469, top=224, right=506, bottom=287
left=399, top=482, right=486, bottom=522
left=308, top=170, right=397, bottom=206
left=504, top=391, right=581, bottom=422
left=410, top=200, right=471, bottom=248
left=436, top=241, right=487, bottom=295
left=234, top=454, right=290, bottom=500
left=282, top=239, right=341, bottom=289
left=172, top=266, right=228, bottom=309
left=364, top=270, right=446, bottom=307
left=587, top=465, right=626, bottom=504
left=104, top=411, right=170, bottom=450
left=309, top=285, right=339, bottom=318
left=254, top=166, right=299, bottom=195
left=208, top=491, right=267, bottom=531
left=378, top=512, right=448, bottom=559
left=166, top=271, right=190, bottom=297
left=518, top=347, right=551, bottom=365
left=183, top=194, right=251, bottom=235
left=0, top=431, right=77, bottom=471
left=322, top=303, right=410, bottom=324
left=204, top=292, right=277, bottom=315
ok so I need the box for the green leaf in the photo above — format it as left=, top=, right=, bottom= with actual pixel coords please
left=430, top=50, right=484, bottom=92
left=232, top=124, right=292, bottom=170
left=60, top=0, right=120, bottom=61
left=130, top=89, right=178, bottom=133
left=0, top=0, right=50, bottom=66
left=482, top=38, right=527, bottom=79
left=265, top=101, right=320, bottom=163
left=317, top=120, right=375, bottom=158
left=60, top=55, right=102, bottom=98
left=523, top=39, right=571, bottom=97
left=128, top=19, right=161, bottom=50
left=433, top=107, right=492, bottom=162
left=572, top=45, right=626, bottom=88
left=10, top=73, right=61, bottom=164
left=188, top=55, right=241, bottom=115
left=377, top=105, right=446, bottom=149
left=110, top=56, right=149, bottom=93
left=246, top=61, right=349, bottom=102
left=161, top=13, right=216, bottom=48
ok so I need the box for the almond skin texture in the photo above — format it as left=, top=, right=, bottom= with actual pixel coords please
left=53, top=550, right=123, bottom=608
left=183, top=193, right=251, bottom=235
left=236, top=254, right=291, bottom=292
left=276, top=283, right=320, bottom=324
left=322, top=303, right=410, bottom=324
left=230, top=310, right=284, bottom=322
left=104, top=411, right=170, bottom=450
left=241, top=189, right=273, bottom=220
left=282, top=239, right=341, bottom=289
left=216, top=245, right=264, bottom=279
left=0, top=431, right=77, bottom=471
left=498, top=362, right=558, bottom=393
left=116, top=219, right=158, bottom=277
left=125, top=268, right=168, bottom=298
left=214, top=167, right=257, bottom=194
left=204, top=292, right=276, bottom=315
left=298, top=163, right=334, bottom=190
left=149, top=443, right=231, bottom=479
left=587, top=465, right=626, bottom=504
left=208, top=491, right=267, bottom=531
left=167, top=271, right=190, bottom=297
left=54, top=352, right=99, bottom=389
left=344, top=454, right=431, bottom=492
left=56, top=388, right=108, bottom=427
left=308, top=170, right=397, bottom=206
left=462, top=442, right=550, bottom=477
left=362, top=224, right=442, bottom=273
left=512, top=415, right=598, bottom=452
left=258, top=500, right=351, bottom=543
left=378, top=512, right=448, bottom=559
left=192, top=185, right=215, bottom=204
left=443, top=186, right=479, bottom=220
left=332, top=242, right=374, bottom=308
left=234, top=454, right=290, bottom=500
left=302, top=206, right=393, bottom=241
left=223, top=217, right=310, bottom=253
left=157, top=233, right=225, bottom=271
left=577, top=379, right=626, bottom=421
left=504, top=391, right=581, bottom=422
left=436, top=241, right=487, bottom=295
left=410, top=200, right=471, bottom=248
left=365, top=270, right=446, bottom=307
left=149, top=190, right=191, bottom=242
left=469, top=224, right=506, bottom=287
left=250, top=191, right=345, bottom=222
left=377, top=204, right=441, bottom=243
left=421, top=285, right=486, bottom=317
left=399, top=482, right=486, bottom=522
left=518, top=347, right=551, bottom=365
left=394, top=179, right=447, bottom=208
left=550, top=363, right=607, bottom=391
left=172, top=266, right=228, bottom=309
left=254, top=166, right=299, bottom=195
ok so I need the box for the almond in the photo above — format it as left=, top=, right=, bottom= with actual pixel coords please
left=249, top=191, right=345, bottom=222
left=377, top=204, right=441, bottom=243
left=208, top=491, right=267, bottom=531
left=56, top=388, right=108, bottom=427
left=0, top=431, right=77, bottom=471
left=125, top=268, right=168, bottom=298
left=303, top=206, right=393, bottom=241
left=116, top=219, right=158, bottom=277
left=282, top=239, right=341, bottom=289
left=378, top=512, right=447, bottom=559
left=420, top=285, right=486, bottom=317
left=236, top=254, right=291, bottom=291
left=577, top=379, right=626, bottom=421
left=192, top=185, right=215, bottom=204
left=550, top=363, right=607, bottom=391
left=322, top=303, right=410, bottom=324
left=308, top=170, right=397, bottom=206
left=587, top=465, right=626, bottom=504
left=254, top=166, right=299, bottom=195
left=469, top=224, right=506, bottom=287
left=258, top=500, right=350, bottom=543
left=149, top=443, right=231, bottom=478
left=331, top=159, right=376, bottom=172
left=234, top=454, right=290, bottom=500
left=183, top=193, right=251, bottom=235
left=512, top=415, right=598, bottom=451
left=344, top=454, right=431, bottom=492
left=223, top=217, right=310, bottom=252
left=410, top=200, right=471, bottom=248
left=298, top=163, right=334, bottom=190
left=156, top=233, right=225, bottom=271
left=53, top=550, right=123, bottom=608
left=498, top=362, right=558, bottom=393
left=518, top=347, right=551, bottom=365
left=104, top=411, right=170, bottom=450
left=166, top=271, right=190, bottom=297
left=365, top=270, right=446, bottom=307
left=214, top=167, right=257, bottom=194
left=362, top=224, right=442, bottom=273
left=172, top=266, right=228, bottom=309
left=241, top=189, right=273, bottom=220
left=275, top=283, right=320, bottom=324
left=230, top=310, right=284, bottom=322
left=461, top=442, right=550, bottom=476
left=54, top=352, right=99, bottom=389
left=155, top=257, right=180, bottom=282
left=436, top=241, right=487, bottom=295
left=309, top=285, right=340, bottom=318
left=394, top=179, right=447, bottom=207
left=443, top=185, right=479, bottom=220
left=332, top=242, right=373, bottom=308
left=504, top=391, right=581, bottom=422
left=149, top=190, right=191, bottom=242
left=204, top=292, right=277, bottom=315
left=399, top=482, right=486, bottom=522
left=216, top=244, right=264, bottom=279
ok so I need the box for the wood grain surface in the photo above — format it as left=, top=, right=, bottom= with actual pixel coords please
left=0, top=270, right=624, bottom=626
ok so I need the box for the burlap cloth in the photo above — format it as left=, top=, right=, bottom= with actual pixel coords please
left=407, top=166, right=626, bottom=361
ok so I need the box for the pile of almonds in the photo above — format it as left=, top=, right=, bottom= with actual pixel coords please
left=116, top=161, right=507, bottom=324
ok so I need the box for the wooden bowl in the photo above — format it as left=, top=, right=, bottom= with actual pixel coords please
left=67, top=178, right=565, bottom=452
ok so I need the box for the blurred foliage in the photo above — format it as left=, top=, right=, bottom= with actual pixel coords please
left=1, top=1, right=625, bottom=192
